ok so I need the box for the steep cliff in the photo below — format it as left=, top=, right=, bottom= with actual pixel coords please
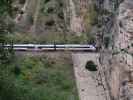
left=98, top=0, right=133, bottom=100
left=11, top=0, right=98, bottom=44
left=13, top=0, right=97, bottom=34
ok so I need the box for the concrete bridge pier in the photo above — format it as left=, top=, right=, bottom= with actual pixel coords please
left=72, top=53, right=106, bottom=100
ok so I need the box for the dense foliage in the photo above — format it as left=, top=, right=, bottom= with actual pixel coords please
left=0, top=0, right=13, bottom=64
left=0, top=0, right=16, bottom=100
left=0, top=0, right=12, bottom=16
left=10, top=54, right=79, bottom=100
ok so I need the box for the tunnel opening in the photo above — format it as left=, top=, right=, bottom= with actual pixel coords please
left=85, top=60, right=97, bottom=71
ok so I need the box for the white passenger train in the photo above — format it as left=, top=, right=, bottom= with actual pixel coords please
left=4, top=44, right=96, bottom=51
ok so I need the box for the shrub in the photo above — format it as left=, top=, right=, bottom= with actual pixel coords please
left=45, top=20, right=55, bottom=26
left=13, top=66, right=21, bottom=75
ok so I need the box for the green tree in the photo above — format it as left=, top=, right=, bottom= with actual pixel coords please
left=0, top=0, right=14, bottom=64
left=0, top=1, right=16, bottom=100
left=0, top=0, right=12, bottom=16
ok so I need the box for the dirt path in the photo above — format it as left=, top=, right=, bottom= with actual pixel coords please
left=72, top=53, right=106, bottom=100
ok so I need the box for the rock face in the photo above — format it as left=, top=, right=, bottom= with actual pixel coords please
left=116, top=0, right=133, bottom=53
left=115, top=1, right=133, bottom=99
left=69, top=0, right=91, bottom=34
left=69, top=0, right=85, bottom=34
left=14, top=0, right=66, bottom=33
left=99, top=0, right=133, bottom=100
left=14, top=0, right=39, bottom=32
left=14, top=0, right=95, bottom=35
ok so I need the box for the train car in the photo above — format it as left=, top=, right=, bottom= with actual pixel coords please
left=13, top=44, right=35, bottom=48
left=4, top=44, right=97, bottom=51
left=56, top=44, right=92, bottom=48
left=36, top=44, right=55, bottom=48
left=56, top=44, right=96, bottom=51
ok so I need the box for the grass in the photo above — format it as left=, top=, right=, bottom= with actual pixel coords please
left=11, top=53, right=79, bottom=100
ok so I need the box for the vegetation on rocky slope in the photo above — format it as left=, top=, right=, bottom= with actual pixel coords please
left=10, top=0, right=98, bottom=44
left=0, top=53, right=79, bottom=100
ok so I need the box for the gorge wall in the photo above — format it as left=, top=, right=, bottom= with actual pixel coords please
left=14, top=0, right=96, bottom=35
left=98, top=0, right=133, bottom=100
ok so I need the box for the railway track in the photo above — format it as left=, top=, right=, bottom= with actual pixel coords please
left=3, top=44, right=97, bottom=52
